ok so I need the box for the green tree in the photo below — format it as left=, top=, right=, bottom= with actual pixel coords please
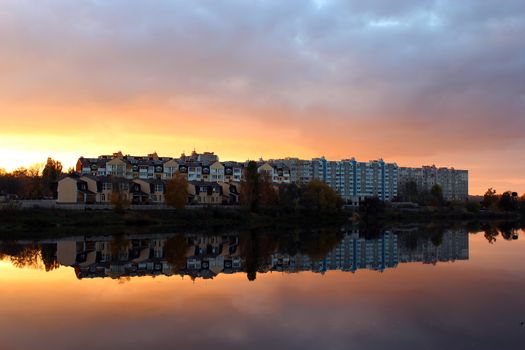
left=519, top=194, right=525, bottom=214
left=42, top=157, right=63, bottom=198
left=165, top=171, right=188, bottom=209
left=278, top=183, right=302, bottom=213
left=300, top=180, right=343, bottom=215
left=465, top=200, right=481, bottom=213
left=259, top=172, right=278, bottom=207
left=110, top=184, right=131, bottom=213
left=404, top=181, right=419, bottom=202
left=498, top=191, right=517, bottom=212
left=359, top=196, right=385, bottom=224
left=430, top=184, right=444, bottom=206
left=483, top=188, right=498, bottom=209
left=240, top=161, right=260, bottom=212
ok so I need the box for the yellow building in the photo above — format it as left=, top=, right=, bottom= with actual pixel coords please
left=188, top=181, right=223, bottom=204
left=57, top=177, right=97, bottom=203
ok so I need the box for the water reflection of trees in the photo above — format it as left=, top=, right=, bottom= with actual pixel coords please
left=240, top=226, right=343, bottom=281
left=475, top=221, right=523, bottom=244
left=164, top=235, right=189, bottom=274
left=397, top=226, right=445, bottom=252
left=0, top=242, right=59, bottom=271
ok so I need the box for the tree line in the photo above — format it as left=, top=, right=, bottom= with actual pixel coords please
left=0, top=158, right=63, bottom=199
left=399, top=181, right=525, bottom=214
left=482, top=188, right=525, bottom=213
left=398, top=181, right=447, bottom=206
left=155, top=160, right=345, bottom=215
left=239, top=161, right=344, bottom=216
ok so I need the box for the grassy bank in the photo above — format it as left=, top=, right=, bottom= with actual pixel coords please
left=0, top=205, right=522, bottom=240
left=0, top=207, right=348, bottom=239
left=357, top=206, right=523, bottom=225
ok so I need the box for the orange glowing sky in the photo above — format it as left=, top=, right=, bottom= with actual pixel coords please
left=1, top=0, right=525, bottom=195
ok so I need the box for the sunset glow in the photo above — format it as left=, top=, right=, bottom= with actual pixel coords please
left=1, top=0, right=524, bottom=194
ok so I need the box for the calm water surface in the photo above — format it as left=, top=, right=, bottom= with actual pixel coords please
left=0, top=227, right=524, bottom=350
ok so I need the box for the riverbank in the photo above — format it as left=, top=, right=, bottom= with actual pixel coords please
left=359, top=205, right=523, bottom=224
left=0, top=207, right=350, bottom=239
left=1, top=204, right=523, bottom=239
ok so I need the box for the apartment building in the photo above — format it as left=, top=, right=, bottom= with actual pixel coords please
left=398, top=165, right=468, bottom=201
left=72, top=150, right=467, bottom=205
left=256, top=162, right=291, bottom=184
left=280, top=158, right=313, bottom=184
left=76, top=153, right=400, bottom=205
left=308, top=157, right=398, bottom=205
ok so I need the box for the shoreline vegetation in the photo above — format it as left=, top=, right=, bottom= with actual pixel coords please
left=0, top=205, right=523, bottom=240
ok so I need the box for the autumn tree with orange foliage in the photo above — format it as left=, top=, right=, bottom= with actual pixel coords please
left=165, top=171, right=188, bottom=209
left=164, top=235, right=189, bottom=273
left=300, top=180, right=343, bottom=215
left=110, top=180, right=131, bottom=213
left=240, top=161, right=260, bottom=212
left=259, top=172, right=278, bottom=206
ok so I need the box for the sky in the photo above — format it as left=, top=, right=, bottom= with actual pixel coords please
left=0, top=0, right=524, bottom=195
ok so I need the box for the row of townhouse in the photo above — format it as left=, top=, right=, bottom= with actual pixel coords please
left=72, top=150, right=468, bottom=204
left=57, top=175, right=240, bottom=205
left=77, top=151, right=246, bottom=183
left=398, top=165, right=469, bottom=201
left=78, top=153, right=294, bottom=185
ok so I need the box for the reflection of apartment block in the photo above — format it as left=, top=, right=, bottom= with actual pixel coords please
left=270, top=232, right=399, bottom=274
left=397, top=229, right=469, bottom=264
left=398, top=165, right=468, bottom=201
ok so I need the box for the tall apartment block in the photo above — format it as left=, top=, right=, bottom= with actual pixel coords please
left=276, top=157, right=398, bottom=205
left=398, top=165, right=468, bottom=201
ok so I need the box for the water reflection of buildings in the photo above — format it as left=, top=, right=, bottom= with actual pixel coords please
left=396, top=229, right=469, bottom=265
left=272, top=229, right=468, bottom=274
left=272, top=232, right=399, bottom=274
left=47, top=229, right=468, bottom=280
left=55, top=234, right=244, bottom=279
